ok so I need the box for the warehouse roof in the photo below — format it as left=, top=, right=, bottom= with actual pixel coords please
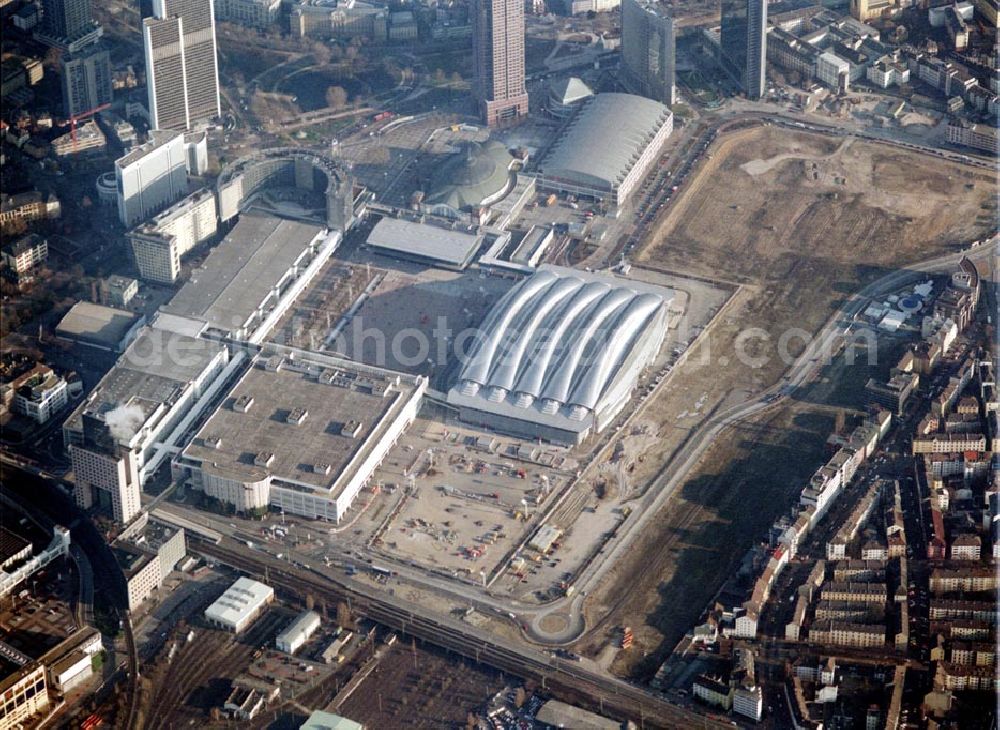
left=161, top=212, right=325, bottom=334
left=365, top=217, right=482, bottom=268
left=540, top=94, right=672, bottom=192
left=63, top=327, right=227, bottom=437
left=276, top=610, right=321, bottom=647
left=182, top=352, right=421, bottom=500
left=204, top=577, right=273, bottom=628
left=55, top=301, right=143, bottom=350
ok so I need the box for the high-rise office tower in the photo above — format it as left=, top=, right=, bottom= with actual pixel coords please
left=720, top=0, right=767, bottom=100
left=60, top=43, right=113, bottom=117
left=115, top=129, right=189, bottom=227
left=143, top=0, right=220, bottom=131
left=472, top=0, right=529, bottom=126
left=37, top=0, right=103, bottom=50
left=621, top=0, right=676, bottom=105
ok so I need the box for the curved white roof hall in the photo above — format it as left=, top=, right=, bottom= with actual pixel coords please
left=540, top=93, right=672, bottom=191
left=458, top=267, right=667, bottom=416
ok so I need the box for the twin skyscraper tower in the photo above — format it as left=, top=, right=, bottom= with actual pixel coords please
left=143, top=0, right=222, bottom=131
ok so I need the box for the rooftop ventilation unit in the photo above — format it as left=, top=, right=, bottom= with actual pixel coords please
left=287, top=408, right=308, bottom=425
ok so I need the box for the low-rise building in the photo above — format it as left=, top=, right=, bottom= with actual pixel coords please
left=946, top=120, right=1000, bottom=156
left=809, top=620, right=886, bottom=648
left=0, top=663, right=50, bottom=727
left=204, top=577, right=274, bottom=633
left=275, top=610, right=321, bottom=654
left=0, top=191, right=60, bottom=230
left=913, top=433, right=988, bottom=454
left=214, top=0, right=281, bottom=29
left=2, top=234, right=48, bottom=286
left=693, top=675, right=732, bottom=710
left=11, top=364, right=68, bottom=423
left=103, top=275, right=139, bottom=309
left=51, top=120, right=106, bottom=157
left=949, top=533, right=982, bottom=560
left=930, top=566, right=997, bottom=593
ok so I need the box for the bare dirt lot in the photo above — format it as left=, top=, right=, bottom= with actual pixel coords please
left=578, top=125, right=997, bottom=678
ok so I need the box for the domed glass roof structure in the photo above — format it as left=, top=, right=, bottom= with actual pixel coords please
left=424, top=140, right=514, bottom=212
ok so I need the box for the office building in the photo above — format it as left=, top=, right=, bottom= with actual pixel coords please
left=472, top=0, right=529, bottom=125
left=213, top=0, right=280, bottom=29
left=720, top=0, right=767, bottom=99
left=0, top=664, right=50, bottom=728
left=37, top=0, right=103, bottom=50
left=114, top=515, right=186, bottom=609
left=59, top=43, right=112, bottom=118
left=115, top=129, right=188, bottom=227
left=11, top=365, right=68, bottom=424
left=143, top=0, right=221, bottom=130
left=71, top=420, right=143, bottom=525
left=128, top=188, right=218, bottom=283
left=621, top=0, right=676, bottom=105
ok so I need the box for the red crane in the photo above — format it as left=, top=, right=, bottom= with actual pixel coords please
left=67, top=102, right=111, bottom=154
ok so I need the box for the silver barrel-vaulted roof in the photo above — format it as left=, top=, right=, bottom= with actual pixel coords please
left=456, top=267, right=668, bottom=418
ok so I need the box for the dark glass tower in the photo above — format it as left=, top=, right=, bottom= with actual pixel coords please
left=720, top=0, right=767, bottom=99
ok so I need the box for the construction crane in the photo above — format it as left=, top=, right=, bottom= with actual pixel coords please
left=67, top=102, right=111, bottom=154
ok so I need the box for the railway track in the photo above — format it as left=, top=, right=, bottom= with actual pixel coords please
left=196, top=538, right=730, bottom=729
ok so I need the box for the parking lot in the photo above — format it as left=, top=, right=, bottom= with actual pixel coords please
left=360, top=414, right=578, bottom=583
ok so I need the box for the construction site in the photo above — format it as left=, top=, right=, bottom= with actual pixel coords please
left=570, top=123, right=997, bottom=679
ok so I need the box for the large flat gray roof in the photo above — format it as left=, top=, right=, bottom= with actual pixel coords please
left=183, top=353, right=418, bottom=500
left=540, top=93, right=672, bottom=191
left=365, top=217, right=482, bottom=268
left=161, top=212, right=324, bottom=332
left=63, top=327, right=227, bottom=434
left=55, top=302, right=142, bottom=348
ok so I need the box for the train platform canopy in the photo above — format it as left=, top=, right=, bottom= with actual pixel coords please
left=535, top=700, right=619, bottom=729
left=300, top=710, right=364, bottom=730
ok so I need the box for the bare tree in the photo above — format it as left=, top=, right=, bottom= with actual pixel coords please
left=325, top=85, right=349, bottom=109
